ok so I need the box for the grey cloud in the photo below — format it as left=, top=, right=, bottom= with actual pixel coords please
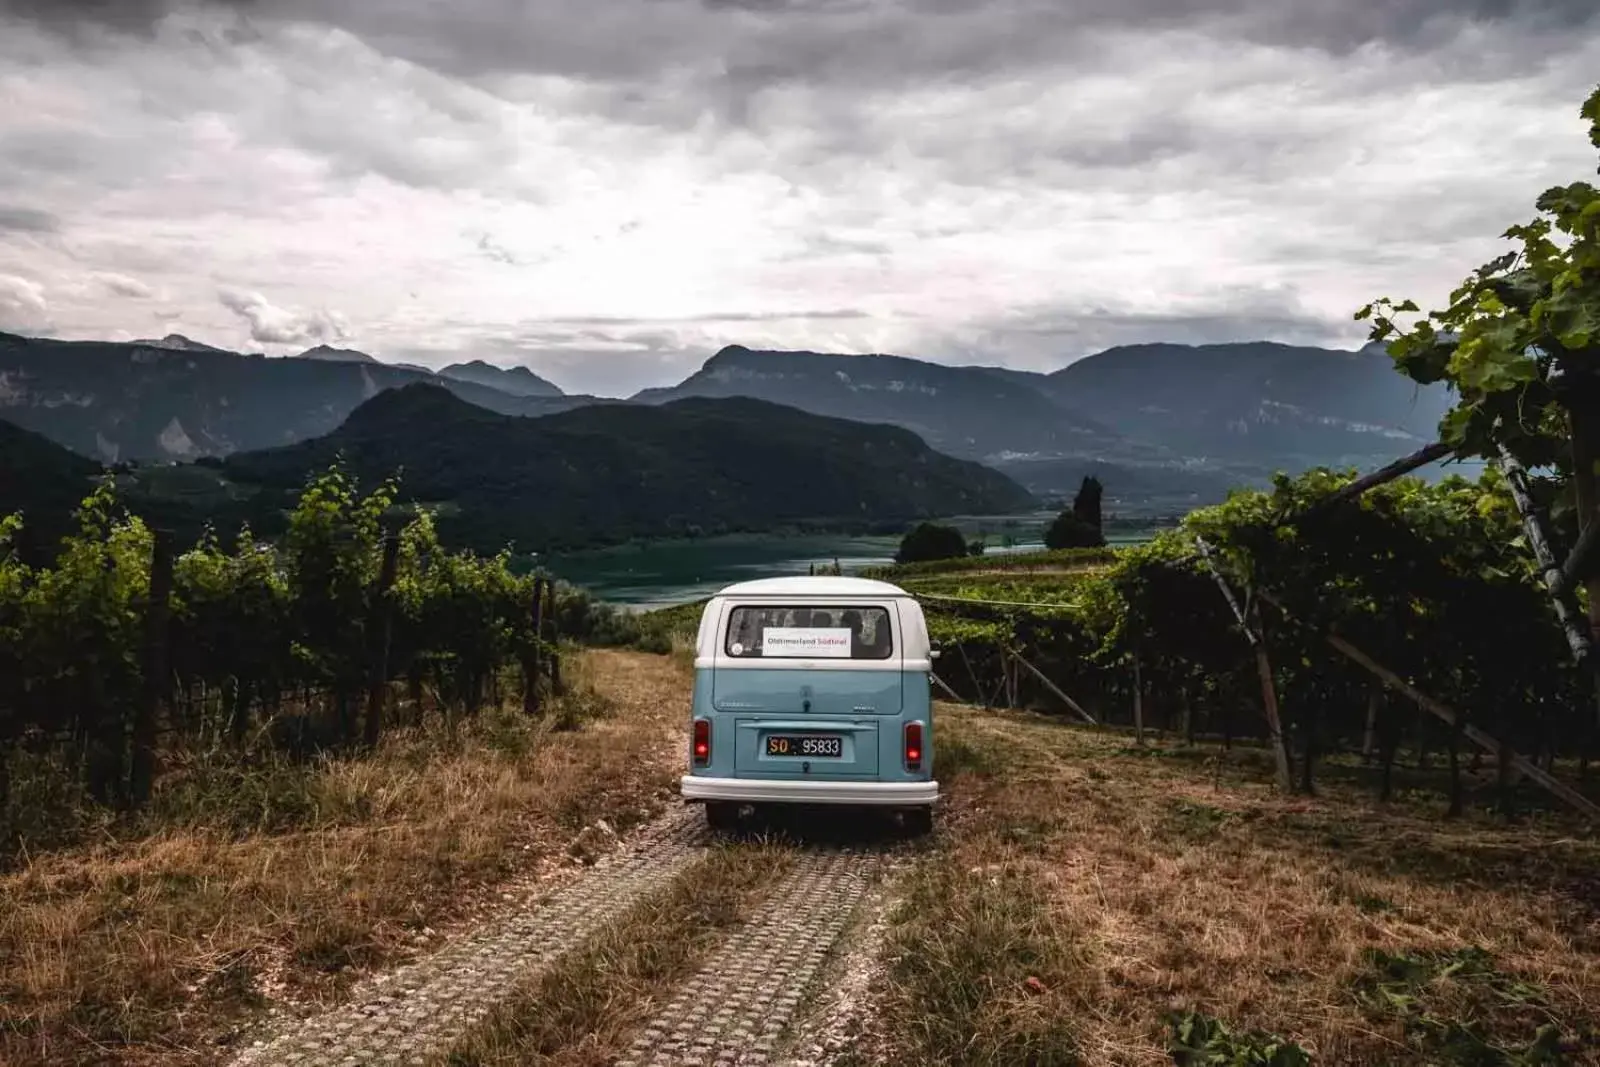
left=96, top=272, right=155, bottom=297
left=548, top=310, right=872, bottom=326
left=10, top=0, right=1596, bottom=92
left=475, top=233, right=519, bottom=265
left=0, top=205, right=61, bottom=233
left=936, top=288, right=1353, bottom=370
left=391, top=328, right=712, bottom=396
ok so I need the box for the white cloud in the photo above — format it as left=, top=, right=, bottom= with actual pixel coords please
left=0, top=273, right=49, bottom=332
left=217, top=286, right=350, bottom=346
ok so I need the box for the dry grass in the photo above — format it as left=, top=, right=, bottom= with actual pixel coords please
left=0, top=650, right=690, bottom=1067
left=875, top=705, right=1600, bottom=1066
left=439, top=841, right=793, bottom=1066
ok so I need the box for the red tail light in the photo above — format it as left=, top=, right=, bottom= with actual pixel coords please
left=904, top=721, right=924, bottom=772
left=692, top=719, right=710, bottom=765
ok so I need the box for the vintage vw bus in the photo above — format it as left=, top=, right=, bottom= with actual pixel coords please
left=680, top=576, right=938, bottom=833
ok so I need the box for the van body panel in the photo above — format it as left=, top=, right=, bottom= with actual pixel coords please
left=684, top=577, right=938, bottom=808
left=711, top=667, right=903, bottom=716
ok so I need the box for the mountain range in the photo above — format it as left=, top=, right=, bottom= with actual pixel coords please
left=632, top=341, right=1453, bottom=504
left=0, top=328, right=1456, bottom=524
left=0, top=331, right=579, bottom=463
left=0, top=383, right=1033, bottom=556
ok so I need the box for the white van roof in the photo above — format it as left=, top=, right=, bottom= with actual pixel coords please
left=713, top=575, right=912, bottom=599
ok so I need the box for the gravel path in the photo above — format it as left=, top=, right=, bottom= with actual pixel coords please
left=228, top=807, right=709, bottom=1067
left=617, top=847, right=884, bottom=1067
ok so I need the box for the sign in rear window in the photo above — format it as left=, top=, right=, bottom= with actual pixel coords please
left=761, top=627, right=852, bottom=658
left=725, top=605, right=893, bottom=660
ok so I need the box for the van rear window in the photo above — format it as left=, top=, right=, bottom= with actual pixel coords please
left=724, top=605, right=893, bottom=660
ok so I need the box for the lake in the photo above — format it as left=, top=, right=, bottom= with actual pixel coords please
left=544, top=512, right=1167, bottom=609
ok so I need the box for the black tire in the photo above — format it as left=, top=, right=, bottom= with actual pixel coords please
left=704, top=801, right=740, bottom=832
left=903, top=806, right=934, bottom=837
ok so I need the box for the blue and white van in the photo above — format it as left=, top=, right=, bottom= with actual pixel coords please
left=679, top=576, right=939, bottom=833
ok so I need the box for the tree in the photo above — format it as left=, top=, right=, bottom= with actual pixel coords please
left=1044, top=511, right=1103, bottom=549
left=1045, top=476, right=1108, bottom=549
left=1073, top=475, right=1105, bottom=535
left=895, top=522, right=968, bottom=564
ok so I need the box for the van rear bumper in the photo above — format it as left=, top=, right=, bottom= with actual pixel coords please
left=680, top=775, right=938, bottom=806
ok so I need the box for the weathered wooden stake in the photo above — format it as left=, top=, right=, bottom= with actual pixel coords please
left=1195, top=536, right=1293, bottom=791
left=1007, top=648, right=1097, bottom=725
left=956, top=642, right=985, bottom=707
left=1260, top=589, right=1600, bottom=820
left=547, top=577, right=564, bottom=697
left=525, top=576, right=546, bottom=715
left=931, top=671, right=964, bottom=703
left=1249, top=599, right=1295, bottom=793
left=1132, top=653, right=1145, bottom=746
left=1287, top=441, right=1453, bottom=524
left=129, top=529, right=175, bottom=808
left=363, top=534, right=401, bottom=750
left=1361, top=687, right=1380, bottom=765
left=1499, top=448, right=1594, bottom=667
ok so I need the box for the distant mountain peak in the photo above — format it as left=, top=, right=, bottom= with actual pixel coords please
left=439, top=358, right=564, bottom=398
left=297, top=344, right=379, bottom=364
left=132, top=333, right=231, bottom=354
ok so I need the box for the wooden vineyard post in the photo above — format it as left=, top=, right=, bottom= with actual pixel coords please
left=1564, top=371, right=1600, bottom=734
left=129, top=529, right=175, bottom=808
left=1499, top=449, right=1594, bottom=669
left=525, top=575, right=546, bottom=715
left=957, top=642, right=985, bottom=708
left=930, top=671, right=965, bottom=703
left=1500, top=447, right=1600, bottom=760
left=1194, top=537, right=1294, bottom=792
left=1258, top=589, right=1600, bottom=820
left=1361, top=687, right=1380, bottom=765
left=1008, top=648, right=1097, bottom=725
left=1249, top=599, right=1295, bottom=793
left=546, top=577, right=564, bottom=697
left=1287, top=441, right=1452, bottom=524
left=363, top=534, right=401, bottom=750
left=1132, top=653, right=1146, bottom=747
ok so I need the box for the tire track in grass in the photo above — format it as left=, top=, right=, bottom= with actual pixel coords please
left=617, top=848, right=884, bottom=1067
left=228, top=808, right=709, bottom=1067
left=439, top=841, right=797, bottom=1066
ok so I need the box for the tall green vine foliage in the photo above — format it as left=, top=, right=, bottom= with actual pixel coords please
left=0, top=466, right=598, bottom=818
left=1358, top=86, right=1600, bottom=493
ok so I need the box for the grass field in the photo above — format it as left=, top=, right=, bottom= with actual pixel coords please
left=0, top=652, right=684, bottom=1067
left=6, top=645, right=1598, bottom=1066
left=862, top=704, right=1600, bottom=1065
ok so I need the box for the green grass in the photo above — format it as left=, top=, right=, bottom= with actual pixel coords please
left=862, top=546, right=1119, bottom=580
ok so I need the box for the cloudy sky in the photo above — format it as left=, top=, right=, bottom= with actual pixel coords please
left=0, top=0, right=1596, bottom=396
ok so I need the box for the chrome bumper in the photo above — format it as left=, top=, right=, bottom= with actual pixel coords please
left=680, top=775, right=938, bottom=806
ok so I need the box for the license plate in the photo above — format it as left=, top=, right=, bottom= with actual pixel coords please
left=765, top=734, right=842, bottom=758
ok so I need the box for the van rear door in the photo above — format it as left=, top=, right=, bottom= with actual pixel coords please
left=711, top=601, right=901, bottom=779
left=710, top=602, right=903, bottom=717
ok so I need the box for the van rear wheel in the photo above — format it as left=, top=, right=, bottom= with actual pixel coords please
left=704, top=801, right=740, bottom=832
left=903, top=806, right=934, bottom=837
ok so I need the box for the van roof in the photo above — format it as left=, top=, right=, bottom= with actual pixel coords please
left=713, top=575, right=912, bottom=599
